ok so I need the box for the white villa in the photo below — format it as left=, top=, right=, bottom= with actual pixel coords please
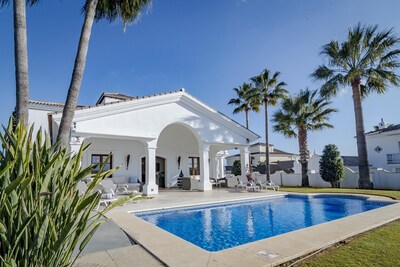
left=28, top=89, right=260, bottom=195
left=366, top=119, right=400, bottom=173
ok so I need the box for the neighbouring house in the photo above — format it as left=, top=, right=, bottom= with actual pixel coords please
left=293, top=151, right=358, bottom=174
left=225, top=143, right=297, bottom=173
left=366, top=119, right=400, bottom=173
left=28, top=89, right=260, bottom=195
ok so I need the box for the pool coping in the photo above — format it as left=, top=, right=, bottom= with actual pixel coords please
left=106, top=193, right=400, bottom=267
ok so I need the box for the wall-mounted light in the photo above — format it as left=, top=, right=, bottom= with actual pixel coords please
left=126, top=154, right=130, bottom=170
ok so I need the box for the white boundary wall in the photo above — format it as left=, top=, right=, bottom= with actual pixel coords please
left=265, top=167, right=400, bottom=190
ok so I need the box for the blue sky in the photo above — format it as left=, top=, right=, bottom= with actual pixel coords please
left=1, top=0, right=400, bottom=156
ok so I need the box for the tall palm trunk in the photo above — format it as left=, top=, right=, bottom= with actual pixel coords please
left=13, top=0, right=29, bottom=125
left=351, top=80, right=372, bottom=189
left=298, top=127, right=309, bottom=187
left=57, top=0, right=98, bottom=148
left=264, top=100, right=271, bottom=180
left=245, top=109, right=249, bottom=129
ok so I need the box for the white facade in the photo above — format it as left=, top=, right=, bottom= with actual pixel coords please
left=366, top=122, right=400, bottom=172
left=225, top=143, right=296, bottom=167
left=292, top=152, right=359, bottom=174
left=29, top=89, right=259, bottom=195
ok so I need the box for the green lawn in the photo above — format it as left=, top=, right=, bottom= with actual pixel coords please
left=279, top=187, right=400, bottom=266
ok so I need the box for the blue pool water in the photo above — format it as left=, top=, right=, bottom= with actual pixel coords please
left=135, top=195, right=393, bottom=252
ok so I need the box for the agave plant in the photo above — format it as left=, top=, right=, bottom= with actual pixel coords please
left=0, top=119, right=131, bottom=267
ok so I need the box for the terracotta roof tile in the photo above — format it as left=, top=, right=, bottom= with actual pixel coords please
left=365, top=124, right=400, bottom=135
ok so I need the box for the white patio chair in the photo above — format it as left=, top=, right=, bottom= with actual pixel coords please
left=236, top=180, right=260, bottom=192
left=93, top=184, right=117, bottom=210
left=265, top=181, right=280, bottom=191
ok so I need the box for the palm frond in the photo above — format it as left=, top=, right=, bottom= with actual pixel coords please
left=313, top=23, right=400, bottom=98
left=84, top=0, right=152, bottom=29
left=273, top=88, right=337, bottom=140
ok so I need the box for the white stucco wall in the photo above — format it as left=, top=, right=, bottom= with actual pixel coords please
left=82, top=137, right=145, bottom=183
left=81, top=124, right=220, bottom=188
left=366, top=132, right=400, bottom=171
left=28, top=109, right=52, bottom=139
left=157, top=124, right=199, bottom=187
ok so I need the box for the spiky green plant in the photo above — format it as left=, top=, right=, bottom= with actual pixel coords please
left=0, top=119, right=131, bottom=267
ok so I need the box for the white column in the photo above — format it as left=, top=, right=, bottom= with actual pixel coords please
left=210, top=151, right=218, bottom=178
left=199, top=143, right=212, bottom=191
left=240, top=146, right=250, bottom=178
left=143, top=140, right=158, bottom=195
left=218, top=154, right=226, bottom=178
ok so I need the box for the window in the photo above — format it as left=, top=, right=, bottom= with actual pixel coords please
left=91, top=154, right=112, bottom=173
left=188, top=157, right=200, bottom=176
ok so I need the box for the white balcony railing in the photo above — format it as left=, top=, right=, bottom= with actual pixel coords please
left=387, top=153, right=400, bottom=164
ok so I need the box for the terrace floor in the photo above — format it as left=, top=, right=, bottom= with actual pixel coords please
left=74, top=188, right=400, bottom=267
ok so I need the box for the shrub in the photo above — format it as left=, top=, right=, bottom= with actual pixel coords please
left=319, top=144, right=344, bottom=188
left=232, top=160, right=241, bottom=176
left=0, top=119, right=130, bottom=266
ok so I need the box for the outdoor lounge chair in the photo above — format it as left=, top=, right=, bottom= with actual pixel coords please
left=93, top=184, right=118, bottom=210
left=236, top=180, right=260, bottom=192
left=115, top=184, right=139, bottom=195
left=77, top=181, right=118, bottom=210
left=210, top=177, right=225, bottom=187
left=256, top=180, right=280, bottom=191
left=265, top=181, right=280, bottom=191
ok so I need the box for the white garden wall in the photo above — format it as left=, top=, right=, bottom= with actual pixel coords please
left=268, top=167, right=400, bottom=190
left=372, top=170, right=400, bottom=190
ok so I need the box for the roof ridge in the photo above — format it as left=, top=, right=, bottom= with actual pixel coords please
left=365, top=123, right=400, bottom=135
left=29, top=99, right=86, bottom=108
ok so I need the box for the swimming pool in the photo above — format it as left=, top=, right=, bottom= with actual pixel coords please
left=135, top=195, right=393, bottom=252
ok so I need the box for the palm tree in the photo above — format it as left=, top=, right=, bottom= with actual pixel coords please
left=228, top=82, right=259, bottom=129
left=1, top=0, right=39, bottom=125
left=57, top=0, right=151, bottom=148
left=251, top=69, right=288, bottom=180
left=272, top=89, right=337, bottom=187
left=312, top=23, right=400, bottom=189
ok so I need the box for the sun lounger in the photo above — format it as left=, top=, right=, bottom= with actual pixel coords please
left=256, top=181, right=280, bottom=191
left=92, top=184, right=118, bottom=210
left=236, top=180, right=260, bottom=192
left=116, top=184, right=139, bottom=195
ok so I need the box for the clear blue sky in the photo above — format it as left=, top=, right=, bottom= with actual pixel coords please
left=1, top=0, right=400, bottom=156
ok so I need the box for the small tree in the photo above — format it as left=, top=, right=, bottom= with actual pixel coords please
left=232, top=160, right=241, bottom=176
left=319, top=144, right=344, bottom=188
